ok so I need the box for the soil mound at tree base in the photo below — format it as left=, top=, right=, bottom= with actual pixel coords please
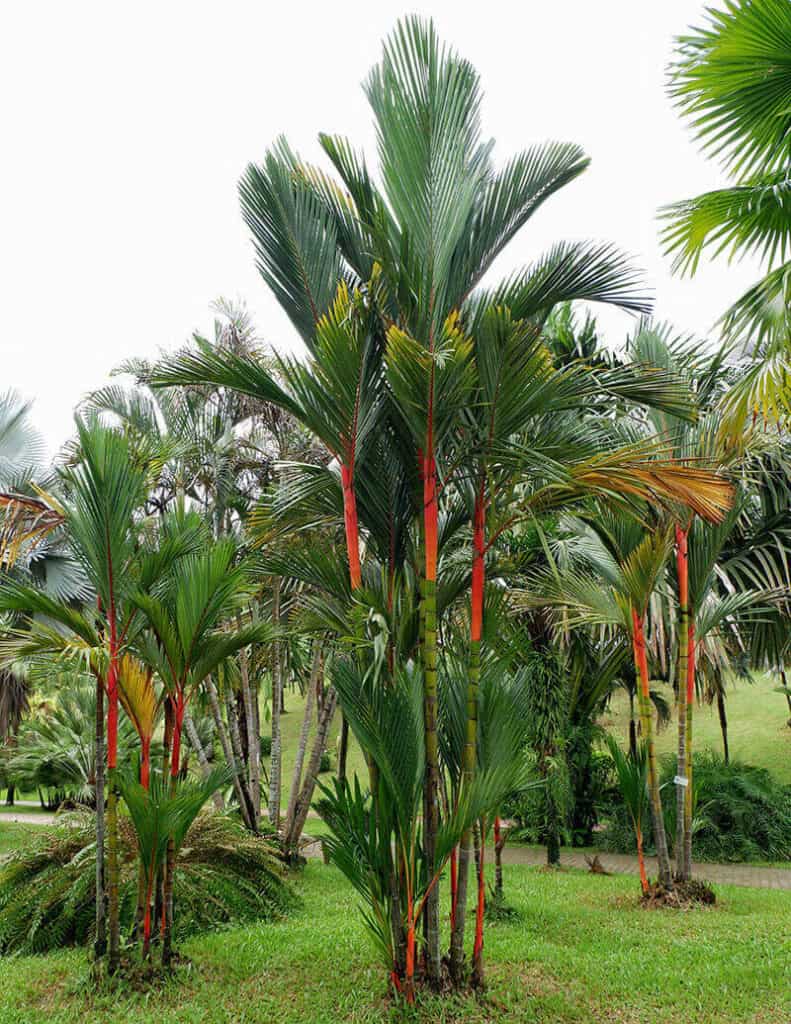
left=640, top=879, right=716, bottom=909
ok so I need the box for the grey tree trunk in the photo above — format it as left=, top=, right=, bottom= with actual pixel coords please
left=268, top=579, right=283, bottom=830
left=184, top=711, right=224, bottom=811
left=285, top=640, right=321, bottom=830
left=237, top=616, right=260, bottom=824
left=223, top=683, right=258, bottom=831
left=282, top=686, right=337, bottom=859
left=205, top=675, right=254, bottom=829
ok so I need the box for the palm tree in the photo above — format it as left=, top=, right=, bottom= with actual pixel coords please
left=662, top=0, right=791, bottom=432
left=151, top=16, right=734, bottom=987
left=129, top=536, right=275, bottom=964
left=526, top=513, right=689, bottom=888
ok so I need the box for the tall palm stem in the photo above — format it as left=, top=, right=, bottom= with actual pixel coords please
left=684, top=620, right=695, bottom=876
left=106, top=612, right=121, bottom=973
left=268, top=578, right=283, bottom=829
left=674, top=525, right=689, bottom=878
left=420, top=444, right=441, bottom=986
left=631, top=607, right=674, bottom=889
left=94, top=671, right=106, bottom=960
left=450, top=480, right=485, bottom=982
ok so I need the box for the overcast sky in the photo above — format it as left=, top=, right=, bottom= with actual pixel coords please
left=2, top=1, right=765, bottom=454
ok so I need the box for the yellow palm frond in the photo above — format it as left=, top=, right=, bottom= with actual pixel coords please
left=118, top=654, right=159, bottom=743
left=534, top=443, right=735, bottom=524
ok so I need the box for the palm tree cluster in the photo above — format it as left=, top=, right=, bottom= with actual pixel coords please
left=0, top=2, right=789, bottom=1006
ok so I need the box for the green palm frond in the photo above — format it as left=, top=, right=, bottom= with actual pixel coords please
left=669, top=0, right=791, bottom=177
left=239, top=137, right=344, bottom=346
left=661, top=175, right=791, bottom=274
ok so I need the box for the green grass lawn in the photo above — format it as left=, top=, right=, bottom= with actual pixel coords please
left=601, top=671, right=791, bottom=783
left=0, top=821, right=34, bottom=855
left=0, top=861, right=788, bottom=1024
left=272, top=688, right=367, bottom=809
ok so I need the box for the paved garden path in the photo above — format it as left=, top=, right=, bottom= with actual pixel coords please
left=4, top=811, right=789, bottom=890
left=300, top=836, right=791, bottom=890
left=493, top=844, right=791, bottom=891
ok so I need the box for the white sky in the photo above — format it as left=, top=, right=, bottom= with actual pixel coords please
left=2, top=0, right=765, bottom=454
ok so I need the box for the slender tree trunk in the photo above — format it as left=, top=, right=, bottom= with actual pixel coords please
left=184, top=711, right=224, bottom=811
left=717, top=688, right=729, bottom=765
left=421, top=448, right=441, bottom=987
left=134, top=736, right=152, bottom=943
left=225, top=685, right=255, bottom=822
left=628, top=691, right=638, bottom=760
left=206, top=676, right=254, bottom=830
left=337, top=716, right=349, bottom=782
left=494, top=815, right=504, bottom=900
left=450, top=481, right=484, bottom=984
left=674, top=525, right=689, bottom=879
left=781, top=668, right=791, bottom=725
left=162, top=694, right=184, bottom=968
left=94, top=673, right=106, bottom=961
left=631, top=608, right=674, bottom=890
left=683, top=620, right=695, bottom=880
left=238, top=620, right=260, bottom=824
left=636, top=828, right=649, bottom=895
left=106, top=622, right=121, bottom=974
left=282, top=687, right=337, bottom=858
left=472, top=819, right=486, bottom=988
left=268, top=579, right=283, bottom=830
left=285, top=641, right=321, bottom=833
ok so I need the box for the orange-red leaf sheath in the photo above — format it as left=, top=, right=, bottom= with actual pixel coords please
left=341, top=463, right=362, bottom=591
left=423, top=452, right=438, bottom=583
left=631, top=607, right=650, bottom=699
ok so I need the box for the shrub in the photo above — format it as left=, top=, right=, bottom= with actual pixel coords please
left=260, top=735, right=272, bottom=758
left=0, top=810, right=293, bottom=955
left=599, top=752, right=791, bottom=863
left=318, top=750, right=333, bottom=774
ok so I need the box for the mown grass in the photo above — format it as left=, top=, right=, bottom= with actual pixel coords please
left=602, top=671, right=791, bottom=783
left=0, top=861, right=788, bottom=1024
left=0, top=821, right=33, bottom=854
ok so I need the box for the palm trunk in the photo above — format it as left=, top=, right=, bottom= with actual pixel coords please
left=636, top=827, right=649, bottom=895
left=106, top=619, right=121, bottom=974
left=224, top=685, right=257, bottom=827
left=421, top=447, right=441, bottom=987
left=206, top=675, right=254, bottom=830
left=631, top=607, right=673, bottom=890
left=162, top=693, right=184, bottom=967
left=238, top=619, right=260, bottom=823
left=472, top=819, right=485, bottom=988
left=134, top=735, right=152, bottom=943
left=184, top=711, right=224, bottom=811
left=674, top=525, right=689, bottom=879
left=268, top=579, right=283, bottom=830
left=282, top=687, right=337, bottom=858
left=285, top=641, right=321, bottom=834
left=450, top=481, right=484, bottom=984
left=337, top=716, right=349, bottom=782
left=494, top=815, right=504, bottom=900
left=684, top=621, right=695, bottom=879
left=94, top=672, right=106, bottom=961
left=717, top=687, right=729, bottom=764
